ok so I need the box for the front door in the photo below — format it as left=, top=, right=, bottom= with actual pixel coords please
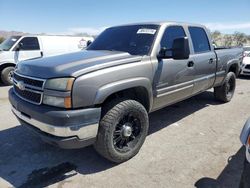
left=13, top=37, right=42, bottom=63
left=153, top=26, right=195, bottom=110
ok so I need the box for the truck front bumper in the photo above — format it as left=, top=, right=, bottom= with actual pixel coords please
left=240, top=64, right=250, bottom=75
left=9, top=88, right=101, bottom=149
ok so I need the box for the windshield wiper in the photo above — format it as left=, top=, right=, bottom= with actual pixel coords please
left=109, top=49, right=127, bottom=53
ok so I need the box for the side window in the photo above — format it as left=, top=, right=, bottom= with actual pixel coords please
left=188, top=27, right=210, bottom=53
left=19, top=37, right=40, bottom=50
left=160, top=26, right=186, bottom=56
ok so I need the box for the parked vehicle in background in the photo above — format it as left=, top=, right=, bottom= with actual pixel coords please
left=9, top=21, right=243, bottom=163
left=244, top=51, right=250, bottom=57
left=240, top=53, right=250, bottom=76
left=240, top=118, right=250, bottom=188
left=0, top=35, right=94, bottom=85
left=243, top=46, right=250, bottom=57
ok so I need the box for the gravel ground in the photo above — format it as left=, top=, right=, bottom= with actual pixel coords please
left=0, top=77, right=250, bottom=188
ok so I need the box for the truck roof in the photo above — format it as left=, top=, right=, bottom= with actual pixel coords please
left=112, top=21, right=206, bottom=28
left=10, top=34, right=93, bottom=38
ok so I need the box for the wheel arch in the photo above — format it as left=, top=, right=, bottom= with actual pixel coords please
left=94, top=78, right=153, bottom=112
left=0, top=62, right=16, bottom=74
left=226, top=60, right=240, bottom=76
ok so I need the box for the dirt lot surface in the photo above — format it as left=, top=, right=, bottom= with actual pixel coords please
left=0, top=78, right=250, bottom=188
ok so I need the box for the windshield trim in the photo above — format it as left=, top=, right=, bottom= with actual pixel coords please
left=148, top=26, right=160, bottom=56
left=9, top=36, right=23, bottom=51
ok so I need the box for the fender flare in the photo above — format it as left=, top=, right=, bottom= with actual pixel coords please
left=226, top=59, right=240, bottom=74
left=94, top=77, right=153, bottom=111
left=0, top=61, right=16, bottom=72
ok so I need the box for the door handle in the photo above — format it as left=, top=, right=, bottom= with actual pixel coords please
left=209, top=58, right=214, bottom=64
left=187, top=61, right=194, bottom=67
left=40, top=51, right=44, bottom=57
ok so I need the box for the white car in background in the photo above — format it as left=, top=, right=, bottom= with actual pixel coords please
left=240, top=53, right=250, bottom=76
left=0, top=35, right=94, bottom=85
left=243, top=46, right=250, bottom=57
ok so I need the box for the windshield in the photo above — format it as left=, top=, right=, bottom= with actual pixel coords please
left=0, top=36, right=21, bottom=51
left=87, top=24, right=159, bottom=55
left=244, top=47, right=250, bottom=51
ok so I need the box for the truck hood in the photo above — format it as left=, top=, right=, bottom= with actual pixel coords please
left=15, top=50, right=142, bottom=78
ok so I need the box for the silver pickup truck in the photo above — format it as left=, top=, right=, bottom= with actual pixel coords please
left=9, top=21, right=243, bottom=163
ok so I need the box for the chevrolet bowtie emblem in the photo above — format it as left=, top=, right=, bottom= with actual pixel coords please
left=16, top=81, right=25, bottom=91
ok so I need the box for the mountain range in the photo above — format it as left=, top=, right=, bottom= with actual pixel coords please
left=0, top=30, right=29, bottom=38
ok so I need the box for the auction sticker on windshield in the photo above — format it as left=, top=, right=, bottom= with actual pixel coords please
left=137, top=28, right=156, bottom=35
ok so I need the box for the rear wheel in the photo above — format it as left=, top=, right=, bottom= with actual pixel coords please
left=214, top=72, right=236, bottom=102
left=1, top=66, right=14, bottom=85
left=94, top=99, right=149, bottom=163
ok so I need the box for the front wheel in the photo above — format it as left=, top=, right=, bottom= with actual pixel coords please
left=1, top=66, right=14, bottom=85
left=214, top=72, right=236, bottom=102
left=94, top=99, right=149, bottom=163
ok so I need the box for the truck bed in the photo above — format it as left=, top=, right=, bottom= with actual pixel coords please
left=215, top=47, right=243, bottom=67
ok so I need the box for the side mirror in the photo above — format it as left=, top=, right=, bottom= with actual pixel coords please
left=87, top=40, right=92, bottom=47
left=172, top=37, right=190, bottom=60
left=16, top=42, right=24, bottom=51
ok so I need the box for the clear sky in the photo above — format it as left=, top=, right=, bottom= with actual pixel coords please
left=0, top=0, right=250, bottom=35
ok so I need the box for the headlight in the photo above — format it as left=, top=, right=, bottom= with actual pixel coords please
left=43, top=77, right=74, bottom=108
left=45, top=78, right=74, bottom=91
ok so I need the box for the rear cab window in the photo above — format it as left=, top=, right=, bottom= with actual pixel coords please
left=188, top=27, right=210, bottom=53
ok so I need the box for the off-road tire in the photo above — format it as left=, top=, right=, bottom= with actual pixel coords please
left=94, top=99, right=149, bottom=163
left=214, top=72, right=236, bottom=102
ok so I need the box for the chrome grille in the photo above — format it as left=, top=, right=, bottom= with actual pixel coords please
left=13, top=72, right=45, bottom=105
left=13, top=73, right=44, bottom=88
left=245, top=65, right=250, bottom=70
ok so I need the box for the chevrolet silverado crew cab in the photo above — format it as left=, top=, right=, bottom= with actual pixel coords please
left=9, top=22, right=243, bottom=163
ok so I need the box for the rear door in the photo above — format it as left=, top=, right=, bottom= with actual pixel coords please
left=188, top=27, right=216, bottom=94
left=153, top=25, right=195, bottom=110
left=13, top=37, right=42, bottom=62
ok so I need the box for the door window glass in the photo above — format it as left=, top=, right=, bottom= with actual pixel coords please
left=19, top=37, right=40, bottom=51
left=188, top=27, right=210, bottom=53
left=160, top=26, right=186, bottom=56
